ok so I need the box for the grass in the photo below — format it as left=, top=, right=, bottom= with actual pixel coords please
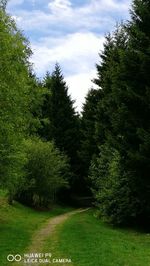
left=0, top=191, right=73, bottom=266
left=44, top=209, right=150, bottom=266
left=1, top=189, right=150, bottom=266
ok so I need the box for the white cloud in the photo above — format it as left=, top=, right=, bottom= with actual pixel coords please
left=7, top=0, right=131, bottom=111
left=8, top=0, right=131, bottom=33
left=31, top=32, right=104, bottom=76
left=48, top=0, right=71, bottom=12
left=30, top=32, right=104, bottom=112
left=89, top=0, right=130, bottom=11
left=47, top=0, right=130, bottom=15
left=11, top=14, right=22, bottom=22
left=66, top=70, right=97, bottom=113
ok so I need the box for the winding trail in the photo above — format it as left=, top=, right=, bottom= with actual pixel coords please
left=17, top=208, right=89, bottom=266
left=28, top=208, right=89, bottom=254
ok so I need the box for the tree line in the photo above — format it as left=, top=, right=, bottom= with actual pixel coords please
left=0, top=0, right=150, bottom=226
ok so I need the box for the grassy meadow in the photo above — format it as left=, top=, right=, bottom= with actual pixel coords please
left=44, top=209, right=150, bottom=266
left=0, top=191, right=72, bottom=266
left=0, top=190, right=150, bottom=266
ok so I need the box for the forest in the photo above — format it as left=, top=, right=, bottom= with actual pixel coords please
left=0, top=0, right=150, bottom=230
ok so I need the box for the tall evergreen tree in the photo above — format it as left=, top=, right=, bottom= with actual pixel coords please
left=89, top=0, right=150, bottom=225
left=79, top=88, right=101, bottom=182
left=89, top=27, right=133, bottom=225
left=121, top=0, right=150, bottom=223
left=40, top=64, right=80, bottom=184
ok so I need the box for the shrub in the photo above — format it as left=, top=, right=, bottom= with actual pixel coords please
left=89, top=144, right=137, bottom=225
left=18, top=138, right=70, bottom=207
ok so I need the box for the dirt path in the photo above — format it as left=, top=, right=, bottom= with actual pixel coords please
left=15, top=208, right=89, bottom=266
left=28, top=208, right=89, bottom=254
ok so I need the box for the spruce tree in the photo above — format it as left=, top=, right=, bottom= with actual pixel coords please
left=79, top=89, right=101, bottom=181
left=40, top=64, right=80, bottom=184
left=89, top=27, right=134, bottom=225
left=89, top=0, right=150, bottom=224
left=121, top=0, right=150, bottom=223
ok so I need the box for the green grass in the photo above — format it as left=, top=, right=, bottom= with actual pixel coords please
left=1, top=190, right=150, bottom=266
left=0, top=192, right=73, bottom=266
left=44, top=209, right=150, bottom=266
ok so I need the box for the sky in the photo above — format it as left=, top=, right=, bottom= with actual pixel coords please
left=7, top=0, right=131, bottom=112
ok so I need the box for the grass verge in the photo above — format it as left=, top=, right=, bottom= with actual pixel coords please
left=0, top=191, right=72, bottom=266
left=44, top=209, right=150, bottom=266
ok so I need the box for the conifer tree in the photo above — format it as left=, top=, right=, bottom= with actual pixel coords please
left=79, top=88, right=101, bottom=181
left=40, top=64, right=80, bottom=183
left=121, top=0, right=150, bottom=222
left=89, top=0, right=150, bottom=224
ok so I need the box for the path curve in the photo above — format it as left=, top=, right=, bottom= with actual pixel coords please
left=28, top=208, right=89, bottom=254
left=16, top=208, right=89, bottom=266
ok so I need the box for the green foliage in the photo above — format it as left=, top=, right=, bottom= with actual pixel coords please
left=40, top=64, right=81, bottom=190
left=0, top=8, right=47, bottom=204
left=18, top=138, right=70, bottom=207
left=0, top=8, right=33, bottom=200
left=1, top=0, right=150, bottom=227
left=44, top=210, right=150, bottom=266
left=27, top=73, right=47, bottom=134
left=89, top=0, right=150, bottom=225
left=0, top=192, right=73, bottom=266
left=89, top=145, right=137, bottom=225
left=79, top=89, right=101, bottom=184
left=41, top=64, right=79, bottom=153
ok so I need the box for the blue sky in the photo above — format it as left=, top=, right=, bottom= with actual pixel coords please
left=7, top=0, right=131, bottom=111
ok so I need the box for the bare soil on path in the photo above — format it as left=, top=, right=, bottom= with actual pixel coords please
left=14, top=208, right=89, bottom=266
left=28, top=208, right=89, bottom=254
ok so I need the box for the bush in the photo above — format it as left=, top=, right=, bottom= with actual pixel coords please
left=89, top=144, right=137, bottom=225
left=17, top=138, right=70, bottom=207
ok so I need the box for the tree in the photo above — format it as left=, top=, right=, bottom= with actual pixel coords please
left=120, top=0, right=150, bottom=223
left=17, top=138, right=70, bottom=207
left=0, top=7, right=37, bottom=202
left=27, top=72, right=47, bottom=135
left=89, top=26, right=134, bottom=225
left=0, top=0, right=7, bottom=10
left=89, top=0, right=150, bottom=225
left=79, top=88, right=101, bottom=193
left=40, top=64, right=80, bottom=186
